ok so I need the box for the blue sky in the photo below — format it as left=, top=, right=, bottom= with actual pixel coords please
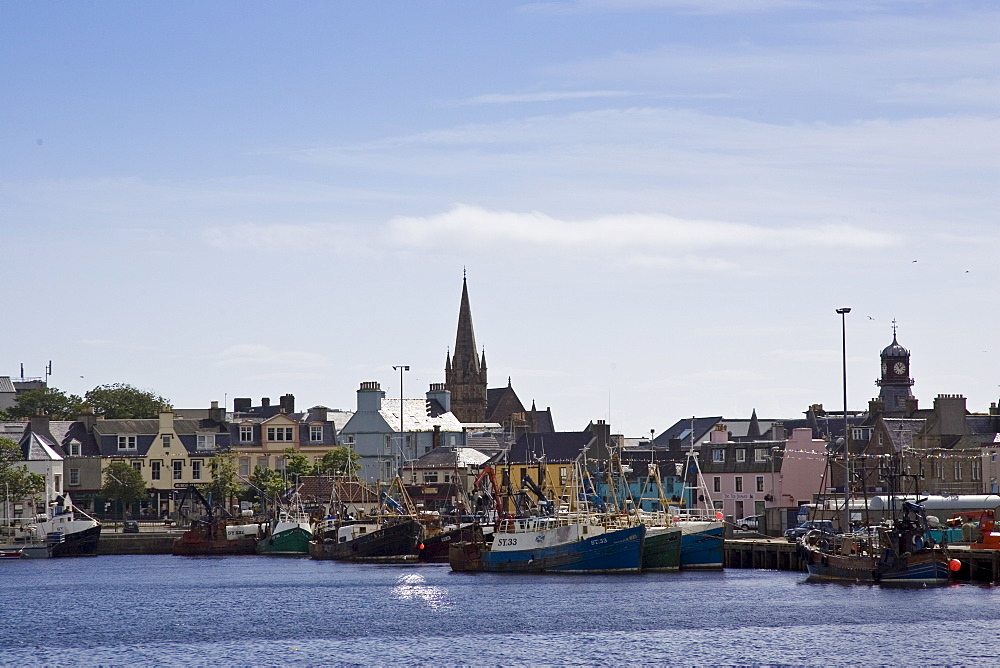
left=3, top=1, right=998, bottom=435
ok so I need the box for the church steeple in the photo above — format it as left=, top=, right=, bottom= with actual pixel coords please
left=444, top=275, right=488, bottom=422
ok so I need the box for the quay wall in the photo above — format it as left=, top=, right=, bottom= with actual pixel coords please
left=97, top=532, right=177, bottom=555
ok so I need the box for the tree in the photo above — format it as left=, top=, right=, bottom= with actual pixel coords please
left=84, top=383, right=170, bottom=419
left=101, top=461, right=147, bottom=524
left=0, top=437, right=45, bottom=513
left=282, top=448, right=312, bottom=480
left=315, top=446, right=361, bottom=478
left=4, top=387, right=84, bottom=420
left=204, top=452, right=240, bottom=512
left=248, top=465, right=286, bottom=510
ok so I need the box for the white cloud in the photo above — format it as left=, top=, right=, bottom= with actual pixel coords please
left=387, top=204, right=894, bottom=253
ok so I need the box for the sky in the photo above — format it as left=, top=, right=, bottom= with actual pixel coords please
left=2, top=1, right=998, bottom=437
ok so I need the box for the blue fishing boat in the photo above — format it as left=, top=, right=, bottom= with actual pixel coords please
left=449, top=516, right=645, bottom=573
left=671, top=449, right=724, bottom=569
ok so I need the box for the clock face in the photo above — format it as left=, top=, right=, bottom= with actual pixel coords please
left=893, top=361, right=907, bottom=375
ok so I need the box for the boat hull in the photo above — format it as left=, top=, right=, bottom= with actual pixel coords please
left=309, top=519, right=423, bottom=561
left=256, top=527, right=311, bottom=556
left=419, top=523, right=487, bottom=562
left=172, top=521, right=260, bottom=556
left=49, top=524, right=102, bottom=558
left=677, top=521, right=724, bottom=569
left=450, top=524, right=645, bottom=573
left=802, top=543, right=951, bottom=585
left=642, top=525, right=682, bottom=571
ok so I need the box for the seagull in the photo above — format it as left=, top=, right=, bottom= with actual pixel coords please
left=867, top=316, right=874, bottom=320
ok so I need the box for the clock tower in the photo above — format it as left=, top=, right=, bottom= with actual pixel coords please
left=876, top=321, right=914, bottom=413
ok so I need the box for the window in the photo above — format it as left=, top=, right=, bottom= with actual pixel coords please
left=68, top=441, right=81, bottom=457
left=423, top=471, right=439, bottom=484
left=118, top=435, right=137, bottom=450
left=559, top=467, right=568, bottom=485
left=756, top=476, right=765, bottom=492
left=384, top=436, right=391, bottom=453
left=972, top=458, right=982, bottom=481
left=162, top=435, right=171, bottom=448
left=267, top=427, right=293, bottom=442
left=712, top=449, right=725, bottom=463
left=713, top=476, right=721, bottom=493
left=934, top=460, right=945, bottom=478
left=444, top=472, right=451, bottom=483
left=735, top=449, right=746, bottom=463
left=310, top=426, right=323, bottom=442
left=151, top=461, right=161, bottom=481
left=344, top=435, right=355, bottom=447
left=239, top=458, right=250, bottom=477
left=191, top=460, right=202, bottom=481
left=53, top=474, right=62, bottom=493
left=240, top=426, right=253, bottom=442
left=275, top=457, right=286, bottom=472
left=173, top=460, right=183, bottom=480
left=954, top=461, right=963, bottom=481
left=131, top=461, right=142, bottom=472
left=735, top=476, right=743, bottom=492
left=257, top=457, right=268, bottom=470
left=69, top=468, right=80, bottom=486
left=196, top=434, right=215, bottom=451
left=754, top=448, right=768, bottom=463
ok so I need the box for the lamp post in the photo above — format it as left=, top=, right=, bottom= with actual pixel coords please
left=392, top=365, right=409, bottom=477
left=836, top=307, right=851, bottom=531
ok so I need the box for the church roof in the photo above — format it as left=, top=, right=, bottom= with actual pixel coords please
left=881, top=334, right=908, bottom=358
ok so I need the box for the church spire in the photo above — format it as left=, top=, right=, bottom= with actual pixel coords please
left=444, top=274, right=488, bottom=422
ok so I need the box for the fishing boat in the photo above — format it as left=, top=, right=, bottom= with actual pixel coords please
left=800, top=500, right=953, bottom=584
left=418, top=518, right=491, bottom=562
left=449, top=515, right=645, bottom=573
left=627, top=462, right=683, bottom=571
left=171, top=486, right=262, bottom=556
left=309, top=478, right=424, bottom=562
left=671, top=450, right=724, bottom=569
left=27, top=496, right=102, bottom=557
left=309, top=516, right=423, bottom=561
left=256, top=496, right=313, bottom=556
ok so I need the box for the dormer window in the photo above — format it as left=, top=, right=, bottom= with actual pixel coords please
left=68, top=441, right=82, bottom=457
left=240, top=425, right=253, bottom=442
left=118, top=435, right=137, bottom=451
left=310, top=426, right=323, bottom=442
left=712, top=449, right=725, bottom=463
left=197, top=434, right=216, bottom=451
left=267, top=427, right=293, bottom=442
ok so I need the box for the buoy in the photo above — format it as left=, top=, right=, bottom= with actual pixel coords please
left=419, top=543, right=425, bottom=550
left=949, top=558, right=961, bottom=572
left=716, top=511, right=724, bottom=520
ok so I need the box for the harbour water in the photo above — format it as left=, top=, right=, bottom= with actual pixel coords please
left=3, top=555, right=999, bottom=666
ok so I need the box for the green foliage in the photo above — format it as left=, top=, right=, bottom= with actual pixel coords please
left=315, top=446, right=361, bottom=477
left=282, top=448, right=312, bottom=480
left=101, top=461, right=147, bottom=513
left=204, top=452, right=240, bottom=508
left=0, top=436, right=45, bottom=503
left=5, top=387, right=84, bottom=420
left=84, top=383, right=170, bottom=419
left=248, top=465, right=286, bottom=503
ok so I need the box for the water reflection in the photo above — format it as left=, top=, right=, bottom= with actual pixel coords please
left=390, top=572, right=451, bottom=609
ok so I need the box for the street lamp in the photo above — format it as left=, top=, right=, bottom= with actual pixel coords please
left=836, top=307, right=851, bottom=531
left=392, top=365, right=409, bottom=476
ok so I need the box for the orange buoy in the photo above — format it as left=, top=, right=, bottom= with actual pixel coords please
left=419, top=543, right=425, bottom=550
left=949, top=558, right=961, bottom=572
left=715, top=511, right=724, bottom=520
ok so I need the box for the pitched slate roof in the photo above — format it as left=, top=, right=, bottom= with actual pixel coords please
left=49, top=421, right=101, bottom=457
left=508, top=431, right=594, bottom=464
left=406, top=447, right=490, bottom=470
left=19, top=431, right=63, bottom=461
left=379, top=398, right=463, bottom=432
left=882, top=418, right=925, bottom=451
left=0, top=376, right=15, bottom=393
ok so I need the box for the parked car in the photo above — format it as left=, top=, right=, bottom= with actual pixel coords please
left=122, top=520, right=139, bottom=534
left=738, top=515, right=761, bottom=531
left=784, top=519, right=836, bottom=542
